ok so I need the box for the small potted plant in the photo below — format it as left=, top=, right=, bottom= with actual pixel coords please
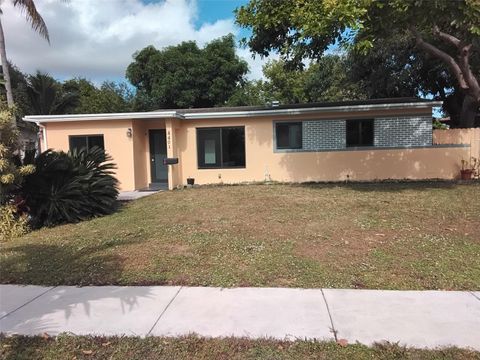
left=472, top=157, right=479, bottom=179
left=460, top=159, right=474, bottom=180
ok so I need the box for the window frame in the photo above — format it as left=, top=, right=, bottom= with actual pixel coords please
left=196, top=126, right=246, bottom=169
left=274, top=121, right=303, bottom=150
left=345, top=119, right=374, bottom=148
left=69, top=134, right=105, bottom=152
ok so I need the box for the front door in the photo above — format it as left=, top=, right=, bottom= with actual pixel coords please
left=149, top=129, right=168, bottom=183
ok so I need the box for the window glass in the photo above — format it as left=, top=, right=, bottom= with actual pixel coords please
left=346, top=119, right=374, bottom=147
left=205, top=139, right=217, bottom=164
left=276, top=122, right=302, bottom=149
left=69, top=135, right=104, bottom=152
left=197, top=128, right=221, bottom=168
left=197, top=127, right=245, bottom=169
left=222, top=127, right=246, bottom=167
left=88, top=135, right=105, bottom=150
left=69, top=136, right=87, bottom=152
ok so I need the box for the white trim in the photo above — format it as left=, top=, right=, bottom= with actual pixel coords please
left=36, top=122, right=47, bottom=150
left=23, top=111, right=178, bottom=123
left=23, top=101, right=442, bottom=123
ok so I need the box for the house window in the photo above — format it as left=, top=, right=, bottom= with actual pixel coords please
left=275, top=122, right=302, bottom=150
left=69, top=135, right=105, bottom=152
left=197, top=127, right=245, bottom=169
left=346, top=119, right=374, bottom=147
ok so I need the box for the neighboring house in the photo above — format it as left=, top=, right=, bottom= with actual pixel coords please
left=24, top=98, right=479, bottom=191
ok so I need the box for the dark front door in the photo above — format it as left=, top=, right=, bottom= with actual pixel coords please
left=149, top=129, right=168, bottom=183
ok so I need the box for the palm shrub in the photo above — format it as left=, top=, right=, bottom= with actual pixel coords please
left=21, top=147, right=119, bottom=227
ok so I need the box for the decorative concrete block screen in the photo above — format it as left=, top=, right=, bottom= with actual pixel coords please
left=301, top=116, right=432, bottom=151
left=374, top=116, right=432, bottom=147
left=303, top=120, right=346, bottom=150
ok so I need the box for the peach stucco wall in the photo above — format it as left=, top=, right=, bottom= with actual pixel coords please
left=41, top=108, right=478, bottom=191
left=174, top=118, right=472, bottom=188
left=433, top=128, right=480, bottom=162
left=43, top=120, right=136, bottom=191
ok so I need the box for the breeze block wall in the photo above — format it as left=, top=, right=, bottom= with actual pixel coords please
left=303, top=120, right=346, bottom=150
left=374, top=116, right=432, bottom=147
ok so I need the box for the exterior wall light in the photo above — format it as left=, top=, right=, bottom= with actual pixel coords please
left=127, top=128, right=132, bottom=137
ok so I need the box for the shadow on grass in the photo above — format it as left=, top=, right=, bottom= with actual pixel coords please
left=291, top=180, right=469, bottom=193
left=0, top=238, right=158, bottom=339
left=0, top=238, right=140, bottom=286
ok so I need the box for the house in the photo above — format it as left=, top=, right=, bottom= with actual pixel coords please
left=23, top=98, right=479, bottom=191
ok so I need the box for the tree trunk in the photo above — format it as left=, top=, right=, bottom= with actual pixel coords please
left=0, top=17, right=14, bottom=109
left=459, top=94, right=478, bottom=128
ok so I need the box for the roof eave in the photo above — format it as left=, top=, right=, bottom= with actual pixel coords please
left=23, top=111, right=179, bottom=123
left=182, top=102, right=442, bottom=119
left=23, top=101, right=442, bottom=123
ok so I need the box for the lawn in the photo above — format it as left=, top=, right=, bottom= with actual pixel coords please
left=0, top=182, right=479, bottom=289
left=1, top=335, right=479, bottom=360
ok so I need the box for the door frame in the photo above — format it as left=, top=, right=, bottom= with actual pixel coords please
left=149, top=129, right=168, bottom=184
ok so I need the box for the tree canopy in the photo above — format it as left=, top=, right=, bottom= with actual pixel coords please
left=63, top=78, right=133, bottom=114
left=126, top=34, right=249, bottom=109
left=262, top=55, right=364, bottom=104
left=26, top=72, right=78, bottom=115
left=236, top=0, right=480, bottom=127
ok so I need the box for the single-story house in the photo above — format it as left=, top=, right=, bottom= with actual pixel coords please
left=24, top=98, right=480, bottom=191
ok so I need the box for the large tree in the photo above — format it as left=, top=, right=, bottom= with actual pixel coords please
left=63, top=78, right=133, bottom=114
left=0, top=0, right=49, bottom=110
left=126, top=34, right=249, bottom=110
left=236, top=0, right=480, bottom=127
left=261, top=56, right=364, bottom=104
left=26, top=72, right=78, bottom=115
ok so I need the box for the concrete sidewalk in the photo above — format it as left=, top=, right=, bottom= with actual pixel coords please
left=0, top=285, right=479, bottom=350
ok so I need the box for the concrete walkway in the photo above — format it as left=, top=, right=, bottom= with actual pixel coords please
left=117, top=190, right=159, bottom=201
left=0, top=285, right=479, bottom=350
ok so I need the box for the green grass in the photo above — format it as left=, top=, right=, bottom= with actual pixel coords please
left=1, top=182, right=479, bottom=289
left=1, top=335, right=479, bottom=360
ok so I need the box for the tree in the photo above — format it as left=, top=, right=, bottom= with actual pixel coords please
left=226, top=80, right=266, bottom=106
left=26, top=72, right=78, bottom=115
left=126, top=34, right=249, bottom=109
left=0, top=0, right=49, bottom=110
left=346, top=33, right=457, bottom=99
left=236, top=0, right=480, bottom=127
left=0, top=62, right=32, bottom=116
left=63, top=78, right=133, bottom=114
left=259, top=56, right=364, bottom=104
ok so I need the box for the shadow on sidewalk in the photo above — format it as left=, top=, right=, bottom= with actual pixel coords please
left=0, top=239, right=156, bottom=336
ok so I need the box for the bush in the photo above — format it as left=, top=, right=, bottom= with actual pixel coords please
left=0, top=205, right=29, bottom=241
left=0, top=108, right=35, bottom=204
left=21, top=147, right=119, bottom=227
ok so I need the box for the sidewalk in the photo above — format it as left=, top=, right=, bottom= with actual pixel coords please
left=1, top=285, right=479, bottom=350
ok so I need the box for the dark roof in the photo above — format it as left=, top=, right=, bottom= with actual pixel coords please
left=154, top=97, right=439, bottom=114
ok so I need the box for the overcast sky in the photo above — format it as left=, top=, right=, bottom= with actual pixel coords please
left=2, top=0, right=273, bottom=84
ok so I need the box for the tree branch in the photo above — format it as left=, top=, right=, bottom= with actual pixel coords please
left=433, top=25, right=462, bottom=49
left=458, top=44, right=480, bottom=101
left=411, top=27, right=469, bottom=90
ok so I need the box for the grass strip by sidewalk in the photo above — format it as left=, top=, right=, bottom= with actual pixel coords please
left=1, top=334, right=479, bottom=360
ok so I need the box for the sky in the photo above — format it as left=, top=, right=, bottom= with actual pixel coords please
left=1, top=0, right=274, bottom=84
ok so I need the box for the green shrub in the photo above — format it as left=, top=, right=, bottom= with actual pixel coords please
left=0, top=205, right=29, bottom=241
left=0, top=108, right=35, bottom=204
left=21, top=147, right=119, bottom=227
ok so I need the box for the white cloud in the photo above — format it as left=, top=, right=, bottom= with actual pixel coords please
left=1, top=0, right=272, bottom=83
